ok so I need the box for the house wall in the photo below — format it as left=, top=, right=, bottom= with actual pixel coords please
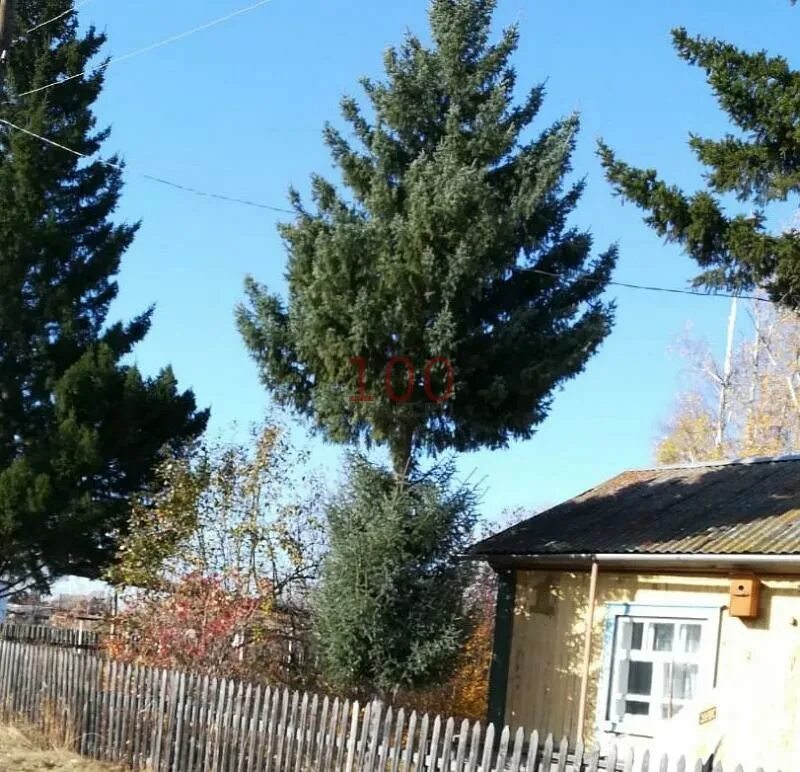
left=504, top=569, right=800, bottom=771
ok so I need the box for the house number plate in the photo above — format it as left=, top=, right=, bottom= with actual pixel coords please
left=699, top=706, right=717, bottom=725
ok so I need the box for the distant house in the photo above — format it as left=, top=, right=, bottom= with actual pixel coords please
left=470, top=455, right=800, bottom=772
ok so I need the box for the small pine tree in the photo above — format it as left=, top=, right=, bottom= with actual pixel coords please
left=238, top=0, right=617, bottom=476
left=600, top=26, right=800, bottom=304
left=0, top=0, right=207, bottom=594
left=314, top=457, right=477, bottom=698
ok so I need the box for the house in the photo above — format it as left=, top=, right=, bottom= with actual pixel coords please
left=470, top=455, right=800, bottom=772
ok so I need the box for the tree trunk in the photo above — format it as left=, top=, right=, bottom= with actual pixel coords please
left=715, top=297, right=738, bottom=454
left=0, top=0, right=14, bottom=55
left=389, top=427, right=415, bottom=480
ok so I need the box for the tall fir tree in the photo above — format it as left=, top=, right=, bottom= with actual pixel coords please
left=599, top=26, right=800, bottom=304
left=237, top=0, right=617, bottom=476
left=0, top=0, right=207, bottom=595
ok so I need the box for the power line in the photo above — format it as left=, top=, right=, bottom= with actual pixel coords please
left=27, top=0, right=93, bottom=34
left=0, top=117, right=294, bottom=213
left=0, top=123, right=787, bottom=298
left=531, top=268, right=775, bottom=303
left=18, top=0, right=274, bottom=98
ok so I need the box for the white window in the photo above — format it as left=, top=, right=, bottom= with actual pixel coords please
left=601, top=604, right=721, bottom=737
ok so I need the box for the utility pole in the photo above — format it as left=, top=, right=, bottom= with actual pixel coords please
left=0, top=0, right=15, bottom=64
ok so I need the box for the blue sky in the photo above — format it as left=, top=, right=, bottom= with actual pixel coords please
left=71, top=0, right=798, bottom=524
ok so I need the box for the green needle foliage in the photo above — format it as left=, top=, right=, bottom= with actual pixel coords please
left=0, top=1, right=207, bottom=595
left=314, top=456, right=477, bottom=697
left=600, top=26, right=800, bottom=304
left=238, top=0, right=617, bottom=475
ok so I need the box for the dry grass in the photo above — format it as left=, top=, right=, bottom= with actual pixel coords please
left=0, top=725, right=122, bottom=771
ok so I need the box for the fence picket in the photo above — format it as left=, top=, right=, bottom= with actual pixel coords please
left=171, top=670, right=188, bottom=772
left=322, top=697, right=340, bottom=772
left=226, top=680, right=246, bottom=772
left=221, top=680, right=241, bottom=772
left=312, top=694, right=328, bottom=772
left=255, top=686, right=274, bottom=772
left=479, top=722, right=494, bottom=772
left=507, top=727, right=525, bottom=772
left=130, top=664, right=145, bottom=769
left=344, top=699, right=360, bottom=772
left=439, top=717, right=456, bottom=772
left=493, top=725, right=511, bottom=772
left=263, top=686, right=283, bottom=772
left=540, top=733, right=554, bottom=772
left=605, top=745, right=618, bottom=772
left=570, top=737, right=584, bottom=772
left=273, top=688, right=291, bottom=772
left=463, top=722, right=481, bottom=772
left=453, top=718, right=470, bottom=772
left=244, top=683, right=261, bottom=772
left=388, top=707, right=406, bottom=772
left=622, top=747, right=634, bottom=772
left=525, top=729, right=539, bottom=772
left=291, top=690, right=309, bottom=772
left=336, top=699, right=353, bottom=772
left=282, top=689, right=301, bottom=772
left=210, top=678, right=230, bottom=772
left=355, top=701, right=374, bottom=771
left=375, top=705, right=393, bottom=772
left=304, top=692, right=320, bottom=772
left=556, top=735, right=569, bottom=772
left=401, top=709, right=419, bottom=772
left=255, top=686, right=277, bottom=772
left=426, top=715, right=444, bottom=772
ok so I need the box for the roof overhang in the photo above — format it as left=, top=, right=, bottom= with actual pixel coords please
left=471, top=552, right=800, bottom=575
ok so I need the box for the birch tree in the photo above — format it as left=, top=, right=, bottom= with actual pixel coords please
left=656, top=301, right=800, bottom=463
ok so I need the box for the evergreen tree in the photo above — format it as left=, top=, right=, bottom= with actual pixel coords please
left=599, top=27, right=800, bottom=304
left=314, top=457, right=477, bottom=697
left=0, top=0, right=207, bottom=596
left=237, top=0, right=617, bottom=475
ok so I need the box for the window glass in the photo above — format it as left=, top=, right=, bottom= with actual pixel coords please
left=681, top=623, right=702, bottom=653
left=628, top=661, right=653, bottom=695
left=652, top=623, right=674, bottom=651
left=624, top=700, right=649, bottom=716
left=666, top=662, right=698, bottom=700
left=660, top=703, right=685, bottom=719
left=630, top=622, right=643, bottom=650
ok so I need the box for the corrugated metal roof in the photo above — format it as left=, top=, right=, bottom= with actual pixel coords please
left=471, top=455, right=800, bottom=557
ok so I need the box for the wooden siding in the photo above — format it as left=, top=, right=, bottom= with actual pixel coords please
left=504, top=569, right=800, bottom=772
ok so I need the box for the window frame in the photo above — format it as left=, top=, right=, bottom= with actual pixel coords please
left=597, top=602, right=723, bottom=738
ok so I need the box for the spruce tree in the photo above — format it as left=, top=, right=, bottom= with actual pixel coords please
left=314, top=457, right=477, bottom=697
left=237, top=0, right=617, bottom=476
left=0, top=0, right=207, bottom=595
left=600, top=27, right=800, bottom=304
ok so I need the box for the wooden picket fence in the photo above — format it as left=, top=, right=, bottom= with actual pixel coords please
left=0, top=622, right=100, bottom=649
left=0, top=640, right=768, bottom=772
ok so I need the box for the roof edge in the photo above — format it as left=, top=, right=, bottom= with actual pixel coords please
left=631, top=452, right=800, bottom=474
left=475, top=552, right=800, bottom=574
